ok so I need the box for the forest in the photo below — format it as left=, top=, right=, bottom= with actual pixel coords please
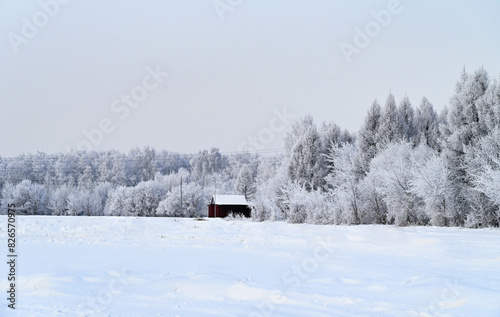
left=1, top=67, right=500, bottom=228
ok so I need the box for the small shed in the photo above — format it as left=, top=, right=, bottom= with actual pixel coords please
left=208, top=195, right=251, bottom=218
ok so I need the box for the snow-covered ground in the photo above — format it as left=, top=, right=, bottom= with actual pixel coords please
left=1, top=216, right=499, bottom=317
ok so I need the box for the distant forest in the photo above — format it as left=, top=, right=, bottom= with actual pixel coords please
left=2, top=67, right=500, bottom=228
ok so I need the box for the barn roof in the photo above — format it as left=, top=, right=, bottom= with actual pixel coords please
left=210, top=195, right=248, bottom=205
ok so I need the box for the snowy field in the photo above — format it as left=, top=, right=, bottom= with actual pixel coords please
left=1, top=216, right=500, bottom=317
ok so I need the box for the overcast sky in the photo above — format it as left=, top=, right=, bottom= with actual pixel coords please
left=1, top=0, right=499, bottom=157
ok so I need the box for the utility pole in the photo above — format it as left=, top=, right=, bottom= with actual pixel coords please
left=214, top=154, right=217, bottom=218
left=180, top=176, right=183, bottom=216
left=214, top=175, right=217, bottom=218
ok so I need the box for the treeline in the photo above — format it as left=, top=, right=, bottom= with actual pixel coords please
left=252, top=67, right=500, bottom=228
left=0, top=147, right=259, bottom=218
left=0, top=148, right=190, bottom=187
left=1, top=67, right=500, bottom=227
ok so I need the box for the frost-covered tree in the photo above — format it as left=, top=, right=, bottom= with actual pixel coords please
left=493, top=81, right=500, bottom=128
left=97, top=152, right=113, bottom=184
left=203, top=171, right=235, bottom=201
left=93, top=182, right=113, bottom=216
left=280, top=180, right=331, bottom=224
left=465, top=129, right=500, bottom=227
left=0, top=158, right=6, bottom=192
left=156, top=182, right=205, bottom=217
left=410, top=147, right=448, bottom=226
left=251, top=155, right=287, bottom=221
left=25, top=182, right=48, bottom=215
left=48, top=185, right=71, bottom=216
left=76, top=153, right=97, bottom=189
left=110, top=158, right=127, bottom=186
left=189, top=148, right=228, bottom=182
left=106, top=186, right=132, bottom=216
left=53, top=152, right=77, bottom=186
left=320, top=122, right=348, bottom=148
left=285, top=116, right=324, bottom=190
left=126, top=146, right=157, bottom=185
left=325, top=143, right=360, bottom=225
left=155, top=168, right=191, bottom=192
left=104, top=180, right=165, bottom=217
left=477, top=78, right=500, bottom=134
left=415, top=97, right=441, bottom=151
left=376, top=93, right=403, bottom=149
left=444, top=67, right=490, bottom=225
left=358, top=171, right=387, bottom=224
left=226, top=153, right=259, bottom=181
left=31, top=152, right=52, bottom=187
left=356, top=100, right=382, bottom=176
left=438, top=106, right=451, bottom=145
left=398, top=96, right=417, bottom=144
left=4, top=159, right=30, bottom=185
left=469, top=130, right=500, bottom=205
left=67, top=189, right=100, bottom=216
left=449, top=67, right=488, bottom=144
left=368, top=142, right=424, bottom=226
left=235, top=164, right=256, bottom=200
left=0, top=180, right=48, bottom=215
left=128, top=180, right=167, bottom=217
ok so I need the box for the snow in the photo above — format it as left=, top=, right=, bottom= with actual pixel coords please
left=1, top=216, right=500, bottom=317
left=211, top=195, right=248, bottom=205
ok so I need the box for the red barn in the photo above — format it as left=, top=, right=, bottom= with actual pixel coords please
left=208, top=195, right=251, bottom=218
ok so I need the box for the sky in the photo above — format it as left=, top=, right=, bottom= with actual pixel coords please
left=1, top=0, right=499, bottom=157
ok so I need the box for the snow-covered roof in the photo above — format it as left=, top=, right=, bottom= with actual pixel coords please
left=210, top=195, right=248, bottom=205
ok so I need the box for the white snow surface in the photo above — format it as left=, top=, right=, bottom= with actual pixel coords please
left=1, top=216, right=500, bottom=317
left=211, top=195, right=248, bottom=205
